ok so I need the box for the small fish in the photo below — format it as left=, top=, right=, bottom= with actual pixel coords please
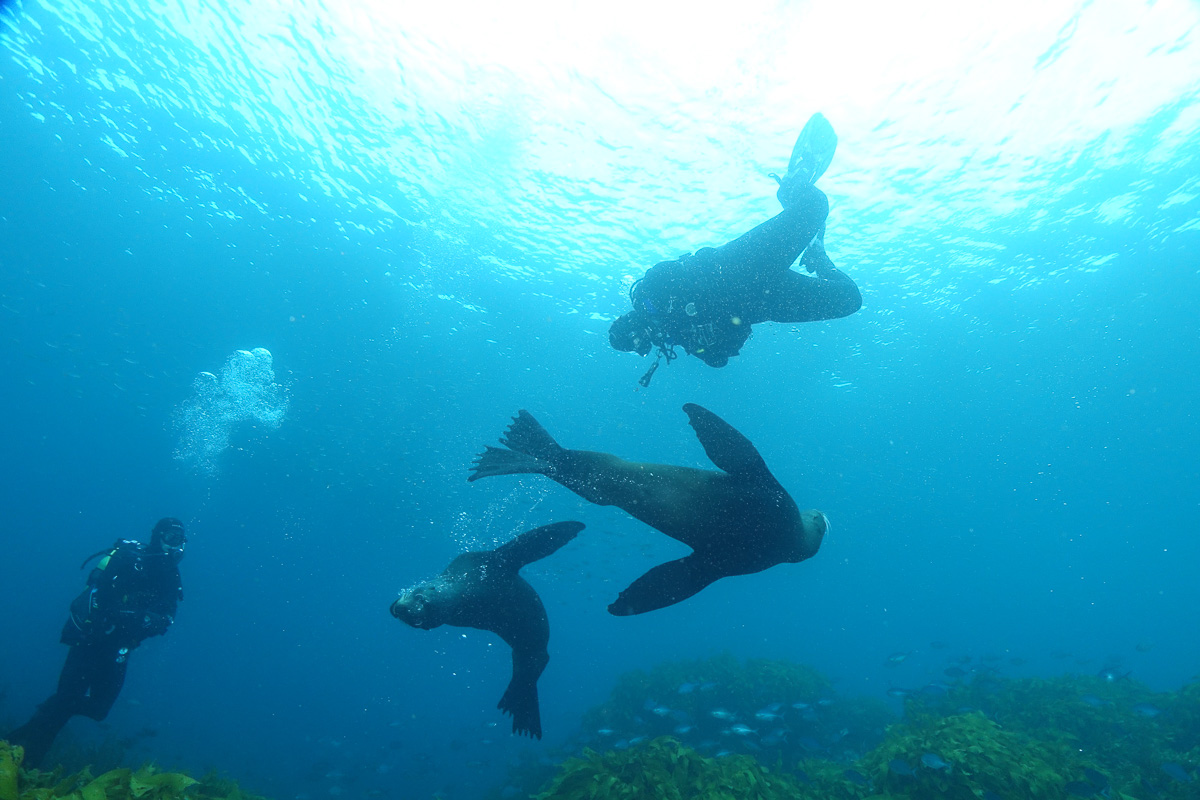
left=816, top=697, right=834, bottom=707
left=710, top=708, right=735, bottom=720
left=676, top=682, right=697, bottom=694
left=843, top=769, right=871, bottom=787
left=673, top=724, right=694, bottom=735
left=920, top=682, right=950, bottom=696
left=921, top=753, right=950, bottom=771
left=698, top=682, right=718, bottom=692
left=596, top=728, right=615, bottom=736
left=791, top=701, right=811, bottom=710
left=651, top=705, right=672, bottom=717
left=886, top=687, right=911, bottom=698
left=943, top=666, right=969, bottom=679
left=754, top=710, right=782, bottom=722
left=888, top=759, right=915, bottom=777
left=885, top=651, right=913, bottom=665
left=1160, top=762, right=1193, bottom=783
left=1131, top=703, right=1161, bottom=717
left=1079, top=694, right=1110, bottom=708
left=627, top=736, right=647, bottom=746
left=796, top=736, right=822, bottom=752
left=728, top=724, right=756, bottom=736
left=715, top=749, right=732, bottom=757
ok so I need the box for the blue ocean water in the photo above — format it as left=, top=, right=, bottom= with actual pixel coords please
left=2, top=0, right=1198, bottom=798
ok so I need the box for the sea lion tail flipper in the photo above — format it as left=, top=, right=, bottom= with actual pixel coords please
left=682, top=403, right=772, bottom=478
left=498, top=659, right=544, bottom=739
left=500, top=410, right=564, bottom=460
left=469, top=445, right=549, bottom=482
left=468, top=411, right=564, bottom=482
left=495, top=521, right=584, bottom=571
left=607, top=555, right=720, bottom=616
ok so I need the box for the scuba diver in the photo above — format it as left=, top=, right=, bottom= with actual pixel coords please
left=5, top=518, right=187, bottom=767
left=609, top=113, right=861, bottom=384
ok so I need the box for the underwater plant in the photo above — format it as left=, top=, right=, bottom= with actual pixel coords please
left=578, top=653, right=891, bottom=767
left=0, top=740, right=267, bottom=800
left=905, top=673, right=1199, bottom=796
left=860, top=711, right=1079, bottom=799
left=534, top=736, right=805, bottom=800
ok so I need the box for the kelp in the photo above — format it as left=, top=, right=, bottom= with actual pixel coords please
left=905, top=673, right=1199, bottom=794
left=583, top=652, right=834, bottom=734
left=534, top=737, right=803, bottom=800
left=504, top=663, right=1200, bottom=800
left=579, top=653, right=891, bottom=766
left=0, top=742, right=264, bottom=800
left=861, top=711, right=1079, bottom=799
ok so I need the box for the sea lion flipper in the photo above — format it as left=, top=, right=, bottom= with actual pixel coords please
left=494, top=521, right=584, bottom=571
left=682, top=403, right=771, bottom=478
left=469, top=411, right=563, bottom=482
left=498, top=654, right=545, bottom=739
left=607, top=555, right=720, bottom=616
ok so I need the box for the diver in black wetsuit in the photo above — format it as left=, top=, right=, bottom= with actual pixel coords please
left=5, top=518, right=186, bottom=767
left=609, top=114, right=861, bottom=380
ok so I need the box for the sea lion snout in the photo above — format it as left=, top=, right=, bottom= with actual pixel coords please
left=797, top=509, right=828, bottom=559
left=391, top=585, right=442, bottom=630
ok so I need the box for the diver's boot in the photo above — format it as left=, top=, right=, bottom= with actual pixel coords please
left=799, top=226, right=834, bottom=274
left=773, top=112, right=838, bottom=209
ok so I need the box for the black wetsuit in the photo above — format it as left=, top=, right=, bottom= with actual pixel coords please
left=6, top=540, right=182, bottom=767
left=619, top=184, right=861, bottom=367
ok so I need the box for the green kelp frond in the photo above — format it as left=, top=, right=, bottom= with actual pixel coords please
left=861, top=712, right=1076, bottom=800
left=790, top=758, right=877, bottom=800
left=577, top=654, right=893, bottom=768
left=0, top=742, right=265, bottom=800
left=905, top=673, right=1195, bottom=790
left=535, top=737, right=805, bottom=800
left=583, top=652, right=834, bottom=734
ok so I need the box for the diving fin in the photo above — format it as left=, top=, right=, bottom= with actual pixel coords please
left=785, top=112, right=838, bottom=186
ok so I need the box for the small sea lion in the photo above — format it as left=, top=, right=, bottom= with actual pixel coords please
left=390, top=521, right=583, bottom=739
left=469, top=403, right=827, bottom=616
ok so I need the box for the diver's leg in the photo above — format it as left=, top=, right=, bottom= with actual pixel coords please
left=6, top=647, right=89, bottom=767
left=77, top=644, right=128, bottom=721
left=709, top=184, right=828, bottom=277
left=761, top=261, right=862, bottom=323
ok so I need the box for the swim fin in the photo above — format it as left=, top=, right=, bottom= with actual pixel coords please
left=785, top=112, right=837, bottom=186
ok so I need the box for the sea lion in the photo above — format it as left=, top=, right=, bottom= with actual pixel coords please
left=468, top=403, right=827, bottom=616
left=390, top=521, right=584, bottom=739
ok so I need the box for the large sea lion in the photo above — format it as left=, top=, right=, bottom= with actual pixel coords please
left=469, top=403, right=827, bottom=616
left=390, top=521, right=584, bottom=739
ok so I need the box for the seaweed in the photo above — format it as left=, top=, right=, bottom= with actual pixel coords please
left=534, top=737, right=804, bottom=800
left=905, top=673, right=1199, bottom=795
left=578, top=653, right=890, bottom=766
left=860, top=711, right=1080, bottom=799
left=0, top=741, right=266, bottom=800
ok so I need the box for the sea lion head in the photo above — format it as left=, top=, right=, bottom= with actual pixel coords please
left=390, top=579, right=452, bottom=630
left=793, top=509, right=829, bottom=561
